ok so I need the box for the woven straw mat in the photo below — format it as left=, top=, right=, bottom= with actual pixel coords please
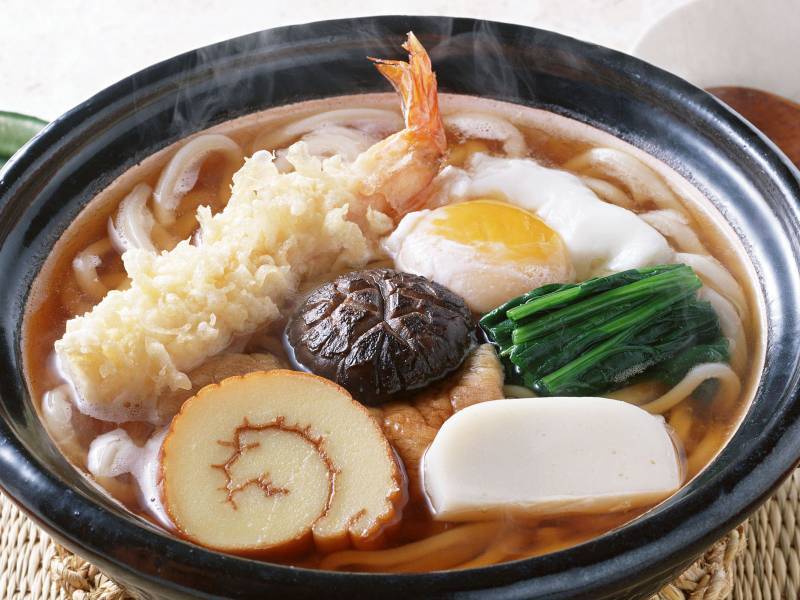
left=1, top=469, right=799, bottom=600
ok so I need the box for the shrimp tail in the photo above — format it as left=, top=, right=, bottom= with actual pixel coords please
left=369, top=32, right=447, bottom=154
left=353, top=32, right=447, bottom=219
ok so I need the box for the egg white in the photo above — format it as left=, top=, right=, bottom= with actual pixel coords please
left=431, top=154, right=674, bottom=280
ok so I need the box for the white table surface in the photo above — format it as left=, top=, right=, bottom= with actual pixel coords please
left=0, top=0, right=688, bottom=120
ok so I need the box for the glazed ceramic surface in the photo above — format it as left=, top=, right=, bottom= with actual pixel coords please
left=1, top=16, right=800, bottom=600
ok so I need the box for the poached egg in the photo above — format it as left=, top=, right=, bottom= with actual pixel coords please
left=384, top=154, right=673, bottom=312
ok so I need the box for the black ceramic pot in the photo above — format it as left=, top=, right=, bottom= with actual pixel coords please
left=1, top=16, right=800, bottom=600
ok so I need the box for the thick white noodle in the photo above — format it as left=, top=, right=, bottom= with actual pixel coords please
left=564, top=148, right=684, bottom=213
left=87, top=428, right=139, bottom=477
left=318, top=522, right=499, bottom=571
left=273, top=126, right=376, bottom=172
left=300, top=126, right=375, bottom=161
left=699, top=286, right=747, bottom=373
left=252, top=108, right=403, bottom=153
left=678, top=252, right=748, bottom=320
left=641, top=210, right=707, bottom=255
left=87, top=428, right=172, bottom=527
left=108, top=183, right=156, bottom=254
left=72, top=238, right=112, bottom=299
left=668, top=402, right=693, bottom=441
left=580, top=176, right=636, bottom=210
left=444, top=111, right=527, bottom=157
left=153, top=134, right=243, bottom=224
left=503, top=384, right=537, bottom=398
left=42, top=384, right=82, bottom=459
left=638, top=363, right=741, bottom=414
left=606, top=380, right=665, bottom=405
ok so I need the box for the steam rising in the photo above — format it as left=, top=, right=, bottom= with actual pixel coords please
left=135, top=18, right=566, bottom=149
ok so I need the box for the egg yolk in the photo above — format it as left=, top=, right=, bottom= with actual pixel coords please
left=429, top=199, right=565, bottom=262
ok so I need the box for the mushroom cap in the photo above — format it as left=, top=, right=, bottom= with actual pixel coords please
left=286, top=268, right=476, bottom=406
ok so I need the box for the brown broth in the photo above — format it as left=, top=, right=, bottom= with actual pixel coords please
left=22, top=93, right=765, bottom=572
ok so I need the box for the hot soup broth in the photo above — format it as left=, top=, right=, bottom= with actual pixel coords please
left=23, top=38, right=763, bottom=572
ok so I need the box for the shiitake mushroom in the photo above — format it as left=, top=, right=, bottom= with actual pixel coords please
left=286, top=268, right=476, bottom=406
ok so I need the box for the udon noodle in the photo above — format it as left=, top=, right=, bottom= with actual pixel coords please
left=23, top=88, right=763, bottom=573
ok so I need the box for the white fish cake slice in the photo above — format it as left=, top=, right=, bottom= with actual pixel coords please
left=423, top=396, right=683, bottom=521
